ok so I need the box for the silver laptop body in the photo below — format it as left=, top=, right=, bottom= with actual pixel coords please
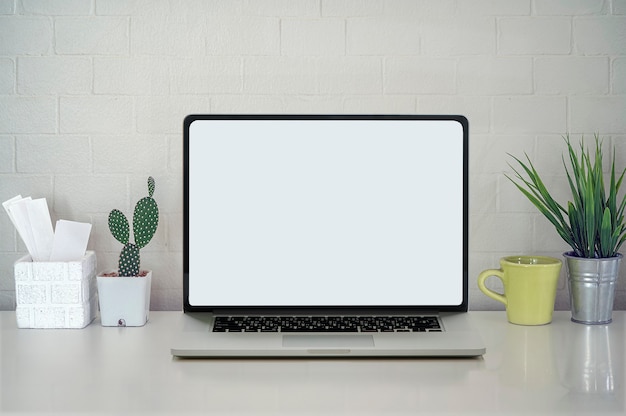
left=172, top=115, right=485, bottom=358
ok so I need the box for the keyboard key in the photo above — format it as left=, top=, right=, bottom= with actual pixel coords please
left=213, top=315, right=442, bottom=333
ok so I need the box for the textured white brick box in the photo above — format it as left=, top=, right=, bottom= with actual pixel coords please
left=14, top=251, right=97, bottom=329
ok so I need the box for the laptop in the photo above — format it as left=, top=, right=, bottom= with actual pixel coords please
left=171, top=114, right=485, bottom=358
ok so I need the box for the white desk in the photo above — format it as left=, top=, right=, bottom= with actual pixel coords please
left=1, top=311, right=624, bottom=415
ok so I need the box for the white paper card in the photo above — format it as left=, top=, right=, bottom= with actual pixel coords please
left=26, top=198, right=55, bottom=262
left=49, top=220, right=92, bottom=262
left=2, top=195, right=23, bottom=229
left=5, top=197, right=39, bottom=260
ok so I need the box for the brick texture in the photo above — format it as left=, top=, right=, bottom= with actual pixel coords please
left=14, top=251, right=97, bottom=328
left=1, top=0, right=625, bottom=312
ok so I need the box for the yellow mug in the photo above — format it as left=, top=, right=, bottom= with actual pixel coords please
left=478, top=256, right=562, bottom=325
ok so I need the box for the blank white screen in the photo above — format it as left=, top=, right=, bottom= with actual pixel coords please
left=188, top=118, right=464, bottom=307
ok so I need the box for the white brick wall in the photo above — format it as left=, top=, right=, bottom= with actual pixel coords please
left=384, top=57, right=456, bottom=94
left=170, top=57, right=243, bottom=94
left=0, top=96, right=56, bottom=133
left=282, top=19, right=346, bottom=56
left=574, top=17, right=626, bottom=55
left=0, top=17, right=53, bottom=55
left=1, top=0, right=625, bottom=312
left=55, top=17, right=129, bottom=55
left=18, top=57, right=92, bottom=95
left=60, top=96, right=134, bottom=134
left=498, top=17, right=572, bottom=55
left=16, top=135, right=91, bottom=173
left=534, top=57, right=609, bottom=95
left=206, top=16, right=280, bottom=56
left=0, top=58, right=15, bottom=93
left=346, top=17, right=421, bottom=55
left=93, top=57, right=170, bottom=95
left=457, top=57, right=532, bottom=95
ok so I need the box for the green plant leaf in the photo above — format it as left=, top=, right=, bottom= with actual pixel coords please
left=147, top=176, right=155, bottom=198
left=599, top=207, right=612, bottom=258
left=506, top=171, right=574, bottom=249
left=508, top=154, right=567, bottom=217
left=617, top=232, right=626, bottom=252
left=108, top=209, right=129, bottom=245
left=119, top=243, right=140, bottom=277
left=567, top=202, right=584, bottom=256
left=133, top=197, right=159, bottom=249
left=508, top=134, right=626, bottom=258
left=584, top=171, right=596, bottom=257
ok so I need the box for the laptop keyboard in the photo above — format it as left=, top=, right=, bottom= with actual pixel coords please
left=213, top=316, right=442, bottom=333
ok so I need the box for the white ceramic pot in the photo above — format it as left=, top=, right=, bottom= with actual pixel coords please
left=96, top=271, right=151, bottom=327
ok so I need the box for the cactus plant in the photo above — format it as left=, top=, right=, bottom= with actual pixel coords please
left=108, top=177, right=159, bottom=276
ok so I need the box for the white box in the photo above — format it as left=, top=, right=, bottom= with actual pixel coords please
left=14, top=251, right=97, bottom=329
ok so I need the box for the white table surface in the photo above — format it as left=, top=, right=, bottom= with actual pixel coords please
left=1, top=311, right=624, bottom=415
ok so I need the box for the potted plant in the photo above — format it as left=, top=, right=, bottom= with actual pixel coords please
left=507, top=135, right=625, bottom=324
left=97, top=177, right=159, bottom=327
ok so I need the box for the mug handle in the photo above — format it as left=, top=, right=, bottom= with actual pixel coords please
left=477, top=269, right=507, bottom=306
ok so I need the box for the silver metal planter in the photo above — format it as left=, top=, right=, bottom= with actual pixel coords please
left=563, top=252, right=622, bottom=325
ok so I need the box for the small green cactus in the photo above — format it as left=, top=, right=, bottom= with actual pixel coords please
left=108, top=177, right=159, bottom=277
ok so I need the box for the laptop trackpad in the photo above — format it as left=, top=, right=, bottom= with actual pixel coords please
left=283, top=335, right=374, bottom=348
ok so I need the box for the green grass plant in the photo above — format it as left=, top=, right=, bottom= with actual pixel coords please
left=507, top=135, right=626, bottom=258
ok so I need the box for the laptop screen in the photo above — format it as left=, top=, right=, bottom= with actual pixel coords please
left=184, top=115, right=468, bottom=312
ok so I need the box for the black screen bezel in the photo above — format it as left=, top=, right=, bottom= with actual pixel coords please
left=183, top=114, right=469, bottom=314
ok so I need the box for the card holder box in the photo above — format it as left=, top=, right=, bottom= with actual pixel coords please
left=13, top=251, right=97, bottom=329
